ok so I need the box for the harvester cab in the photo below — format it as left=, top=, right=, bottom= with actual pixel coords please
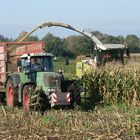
left=76, top=44, right=125, bottom=78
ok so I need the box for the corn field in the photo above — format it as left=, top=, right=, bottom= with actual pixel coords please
left=0, top=61, right=140, bottom=139
left=82, top=62, right=140, bottom=106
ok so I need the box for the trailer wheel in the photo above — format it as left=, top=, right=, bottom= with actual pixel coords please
left=6, top=79, right=17, bottom=107
left=22, top=85, right=31, bottom=111
left=68, top=82, right=81, bottom=107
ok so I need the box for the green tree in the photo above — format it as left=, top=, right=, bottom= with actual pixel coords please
left=91, top=31, right=125, bottom=44
left=0, top=35, right=12, bottom=42
left=117, top=35, right=124, bottom=44
left=125, top=35, right=140, bottom=53
left=42, top=33, right=67, bottom=57
left=28, top=35, right=39, bottom=41
left=64, top=35, right=95, bottom=56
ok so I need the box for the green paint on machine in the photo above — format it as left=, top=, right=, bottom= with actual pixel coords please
left=18, top=73, right=29, bottom=84
left=36, top=72, right=61, bottom=95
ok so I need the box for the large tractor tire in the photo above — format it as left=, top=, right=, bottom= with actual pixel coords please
left=68, top=82, right=81, bottom=108
left=6, top=78, right=18, bottom=107
left=22, top=85, right=32, bottom=111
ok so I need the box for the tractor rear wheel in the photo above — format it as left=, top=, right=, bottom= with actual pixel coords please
left=6, top=78, right=18, bottom=107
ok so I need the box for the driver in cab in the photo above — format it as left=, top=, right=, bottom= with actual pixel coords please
left=31, top=58, right=42, bottom=72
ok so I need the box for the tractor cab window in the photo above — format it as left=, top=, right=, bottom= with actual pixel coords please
left=30, top=58, right=42, bottom=72
left=21, top=56, right=54, bottom=72
left=21, top=58, right=28, bottom=68
left=31, top=56, right=54, bottom=72
left=21, top=58, right=30, bottom=72
left=43, top=56, right=53, bottom=72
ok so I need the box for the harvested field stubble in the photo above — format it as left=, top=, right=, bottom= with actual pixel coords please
left=0, top=106, right=140, bottom=140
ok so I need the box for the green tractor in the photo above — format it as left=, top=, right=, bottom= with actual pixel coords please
left=5, top=53, right=81, bottom=111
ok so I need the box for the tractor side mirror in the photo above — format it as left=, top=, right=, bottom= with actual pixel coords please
left=17, top=59, right=21, bottom=67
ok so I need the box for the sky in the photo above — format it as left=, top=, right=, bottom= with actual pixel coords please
left=0, top=0, right=140, bottom=39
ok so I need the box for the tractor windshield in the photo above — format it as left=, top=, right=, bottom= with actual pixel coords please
left=21, top=56, right=54, bottom=72
left=42, top=56, right=54, bottom=72
left=31, top=56, right=54, bottom=72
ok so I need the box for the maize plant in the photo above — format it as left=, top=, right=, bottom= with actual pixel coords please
left=28, top=86, right=49, bottom=112
left=82, top=62, right=140, bottom=106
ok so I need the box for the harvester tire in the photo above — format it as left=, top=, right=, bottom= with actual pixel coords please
left=6, top=78, right=18, bottom=107
left=68, top=82, right=81, bottom=108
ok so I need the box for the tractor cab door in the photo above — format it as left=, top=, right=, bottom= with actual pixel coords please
left=21, top=58, right=35, bottom=82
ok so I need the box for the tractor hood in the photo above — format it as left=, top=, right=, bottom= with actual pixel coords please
left=43, top=72, right=61, bottom=88
left=36, top=72, right=61, bottom=93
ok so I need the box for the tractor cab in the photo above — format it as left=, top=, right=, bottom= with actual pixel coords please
left=18, top=53, right=54, bottom=82
left=20, top=53, right=53, bottom=72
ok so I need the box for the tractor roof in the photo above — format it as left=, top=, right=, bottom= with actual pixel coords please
left=21, top=52, right=53, bottom=58
left=97, top=44, right=125, bottom=50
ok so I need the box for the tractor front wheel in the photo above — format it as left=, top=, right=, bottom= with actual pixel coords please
left=22, top=85, right=49, bottom=113
left=22, top=85, right=31, bottom=111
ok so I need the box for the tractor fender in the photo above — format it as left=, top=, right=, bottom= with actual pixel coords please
left=5, top=74, right=21, bottom=88
left=12, top=74, right=21, bottom=87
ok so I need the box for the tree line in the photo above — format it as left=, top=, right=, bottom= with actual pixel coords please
left=0, top=31, right=140, bottom=58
